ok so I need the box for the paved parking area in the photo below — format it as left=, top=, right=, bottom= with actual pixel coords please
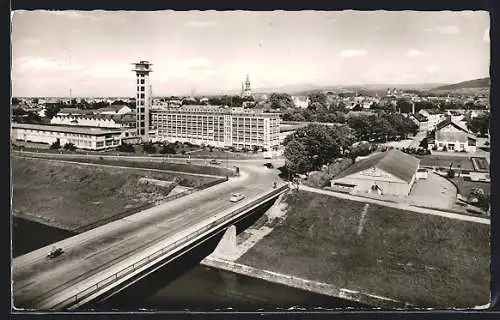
left=408, top=172, right=457, bottom=209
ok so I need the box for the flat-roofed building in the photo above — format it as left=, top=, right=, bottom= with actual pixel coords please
left=150, top=106, right=280, bottom=150
left=11, top=122, right=122, bottom=150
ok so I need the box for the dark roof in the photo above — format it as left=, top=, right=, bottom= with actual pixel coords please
left=436, top=117, right=470, bottom=133
left=58, top=108, right=94, bottom=115
left=12, top=122, right=122, bottom=135
left=333, top=149, right=420, bottom=184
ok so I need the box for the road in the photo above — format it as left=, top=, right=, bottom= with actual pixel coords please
left=13, top=156, right=284, bottom=309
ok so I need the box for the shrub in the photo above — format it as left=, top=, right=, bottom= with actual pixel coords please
left=118, top=142, right=135, bottom=153
left=143, top=142, right=157, bottom=154
left=432, top=145, right=438, bottom=151
left=63, top=142, right=77, bottom=151
left=306, top=171, right=331, bottom=188
left=442, top=145, right=448, bottom=152
left=50, top=141, right=61, bottom=149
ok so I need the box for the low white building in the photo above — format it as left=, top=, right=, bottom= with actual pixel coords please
left=11, top=122, right=122, bottom=150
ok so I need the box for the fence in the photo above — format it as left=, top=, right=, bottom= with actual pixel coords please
left=43, top=184, right=289, bottom=310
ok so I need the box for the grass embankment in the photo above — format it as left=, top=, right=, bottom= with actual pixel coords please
left=238, top=190, right=490, bottom=308
left=11, top=157, right=220, bottom=231
left=19, top=154, right=235, bottom=178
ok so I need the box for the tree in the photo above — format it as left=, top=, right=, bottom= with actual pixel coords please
left=252, top=145, right=260, bottom=153
left=268, top=93, right=294, bottom=109
left=419, top=137, right=429, bottom=150
left=308, top=92, right=328, bottom=108
left=63, top=142, right=77, bottom=151
left=45, top=104, right=62, bottom=119
left=283, top=124, right=354, bottom=174
left=467, top=113, right=490, bottom=135
left=447, top=169, right=455, bottom=178
left=284, top=140, right=310, bottom=175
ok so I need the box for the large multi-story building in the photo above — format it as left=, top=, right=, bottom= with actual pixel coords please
left=11, top=122, right=122, bottom=150
left=150, top=106, right=280, bottom=150
left=132, top=61, right=153, bottom=141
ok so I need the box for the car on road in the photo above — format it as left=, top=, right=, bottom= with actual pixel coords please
left=229, top=193, right=246, bottom=202
left=210, top=159, right=221, bottom=165
left=47, top=247, right=64, bottom=259
left=263, top=162, right=274, bottom=168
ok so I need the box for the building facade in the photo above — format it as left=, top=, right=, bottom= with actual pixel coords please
left=132, top=61, right=153, bottom=141
left=431, top=118, right=477, bottom=152
left=150, top=106, right=280, bottom=150
left=330, top=149, right=420, bottom=197
left=11, top=122, right=122, bottom=150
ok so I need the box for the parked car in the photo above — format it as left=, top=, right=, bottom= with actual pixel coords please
left=263, top=162, right=274, bottom=168
left=47, top=247, right=64, bottom=259
left=210, top=159, right=221, bottom=165
left=229, top=193, right=246, bottom=202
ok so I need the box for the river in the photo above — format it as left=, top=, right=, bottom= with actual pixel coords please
left=12, top=216, right=367, bottom=311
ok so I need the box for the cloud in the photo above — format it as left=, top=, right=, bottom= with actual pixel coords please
left=483, top=28, right=489, bottom=42
left=408, top=49, right=423, bottom=57
left=14, top=56, right=84, bottom=72
left=184, top=21, right=216, bottom=28
left=426, top=65, right=440, bottom=74
left=340, top=49, right=367, bottom=58
left=424, top=25, right=460, bottom=34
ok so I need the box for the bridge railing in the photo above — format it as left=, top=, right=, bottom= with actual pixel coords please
left=49, top=184, right=289, bottom=310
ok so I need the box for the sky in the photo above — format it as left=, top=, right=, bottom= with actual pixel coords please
left=11, top=10, right=490, bottom=97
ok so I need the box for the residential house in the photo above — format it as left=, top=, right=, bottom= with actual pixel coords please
left=430, top=118, right=477, bottom=152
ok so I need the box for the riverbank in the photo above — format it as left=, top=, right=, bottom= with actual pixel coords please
left=202, top=189, right=490, bottom=309
left=201, top=192, right=401, bottom=309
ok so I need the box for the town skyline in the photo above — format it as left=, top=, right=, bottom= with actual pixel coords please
left=12, top=10, right=490, bottom=97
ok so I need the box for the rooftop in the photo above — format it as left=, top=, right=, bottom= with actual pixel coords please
left=12, top=122, right=122, bottom=135
left=333, top=149, right=420, bottom=184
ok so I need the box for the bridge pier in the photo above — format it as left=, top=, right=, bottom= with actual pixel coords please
left=210, top=225, right=237, bottom=260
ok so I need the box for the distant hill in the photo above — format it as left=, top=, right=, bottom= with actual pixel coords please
left=430, top=78, right=490, bottom=91
left=249, top=82, right=449, bottom=96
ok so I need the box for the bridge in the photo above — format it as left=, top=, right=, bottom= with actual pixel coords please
left=13, top=158, right=288, bottom=310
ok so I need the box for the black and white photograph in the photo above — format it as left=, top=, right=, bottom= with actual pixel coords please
left=10, top=10, right=491, bottom=312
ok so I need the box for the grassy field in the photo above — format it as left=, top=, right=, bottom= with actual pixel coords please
left=238, top=190, right=490, bottom=308
left=417, top=155, right=474, bottom=171
left=11, top=157, right=221, bottom=231
left=18, top=154, right=235, bottom=178
left=471, top=157, right=489, bottom=172
left=450, top=177, right=490, bottom=198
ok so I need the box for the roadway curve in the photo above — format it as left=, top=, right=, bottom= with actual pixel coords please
left=12, top=154, right=284, bottom=309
